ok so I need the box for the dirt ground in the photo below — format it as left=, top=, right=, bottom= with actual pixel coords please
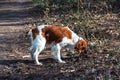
left=0, top=0, right=120, bottom=80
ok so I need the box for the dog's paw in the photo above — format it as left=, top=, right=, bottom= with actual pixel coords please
left=35, top=62, right=43, bottom=66
left=59, top=61, right=66, bottom=64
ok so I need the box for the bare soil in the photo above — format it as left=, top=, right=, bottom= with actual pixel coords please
left=0, top=0, right=120, bottom=80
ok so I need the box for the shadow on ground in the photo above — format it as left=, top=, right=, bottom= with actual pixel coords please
left=0, top=0, right=35, bottom=26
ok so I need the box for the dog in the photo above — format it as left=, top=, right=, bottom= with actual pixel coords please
left=28, top=25, right=87, bottom=65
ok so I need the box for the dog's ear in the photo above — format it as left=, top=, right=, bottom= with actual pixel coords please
left=81, top=39, right=87, bottom=53
left=74, top=39, right=87, bottom=53
left=74, top=41, right=79, bottom=50
left=81, top=39, right=87, bottom=49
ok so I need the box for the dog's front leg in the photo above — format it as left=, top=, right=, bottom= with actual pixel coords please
left=51, top=44, right=66, bottom=63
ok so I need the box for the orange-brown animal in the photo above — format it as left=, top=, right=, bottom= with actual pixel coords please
left=29, top=25, right=87, bottom=65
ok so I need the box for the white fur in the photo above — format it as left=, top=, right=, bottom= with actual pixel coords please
left=30, top=25, right=82, bottom=65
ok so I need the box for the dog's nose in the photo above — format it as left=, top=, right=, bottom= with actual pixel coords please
left=79, top=50, right=87, bottom=54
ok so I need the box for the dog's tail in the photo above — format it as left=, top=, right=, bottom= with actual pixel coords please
left=28, top=29, right=34, bottom=51
left=27, top=29, right=33, bottom=44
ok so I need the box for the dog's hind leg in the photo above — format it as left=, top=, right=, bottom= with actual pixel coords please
left=30, top=35, right=46, bottom=65
left=31, top=45, right=45, bottom=65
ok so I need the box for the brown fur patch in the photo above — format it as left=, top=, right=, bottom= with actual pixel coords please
left=32, top=28, right=39, bottom=40
left=42, top=25, right=72, bottom=44
left=75, top=39, right=87, bottom=53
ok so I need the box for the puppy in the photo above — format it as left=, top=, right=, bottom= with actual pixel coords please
left=29, top=25, right=87, bottom=65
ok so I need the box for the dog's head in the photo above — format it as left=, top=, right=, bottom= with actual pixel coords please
left=74, top=39, right=87, bottom=53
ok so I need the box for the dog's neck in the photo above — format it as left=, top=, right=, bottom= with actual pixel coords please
left=71, top=31, right=83, bottom=46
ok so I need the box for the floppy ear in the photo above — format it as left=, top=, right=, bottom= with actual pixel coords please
left=74, top=41, right=79, bottom=49
left=82, top=39, right=87, bottom=48
left=74, top=44, right=77, bottom=49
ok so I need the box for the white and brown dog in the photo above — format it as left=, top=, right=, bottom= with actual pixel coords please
left=29, top=25, right=87, bottom=65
